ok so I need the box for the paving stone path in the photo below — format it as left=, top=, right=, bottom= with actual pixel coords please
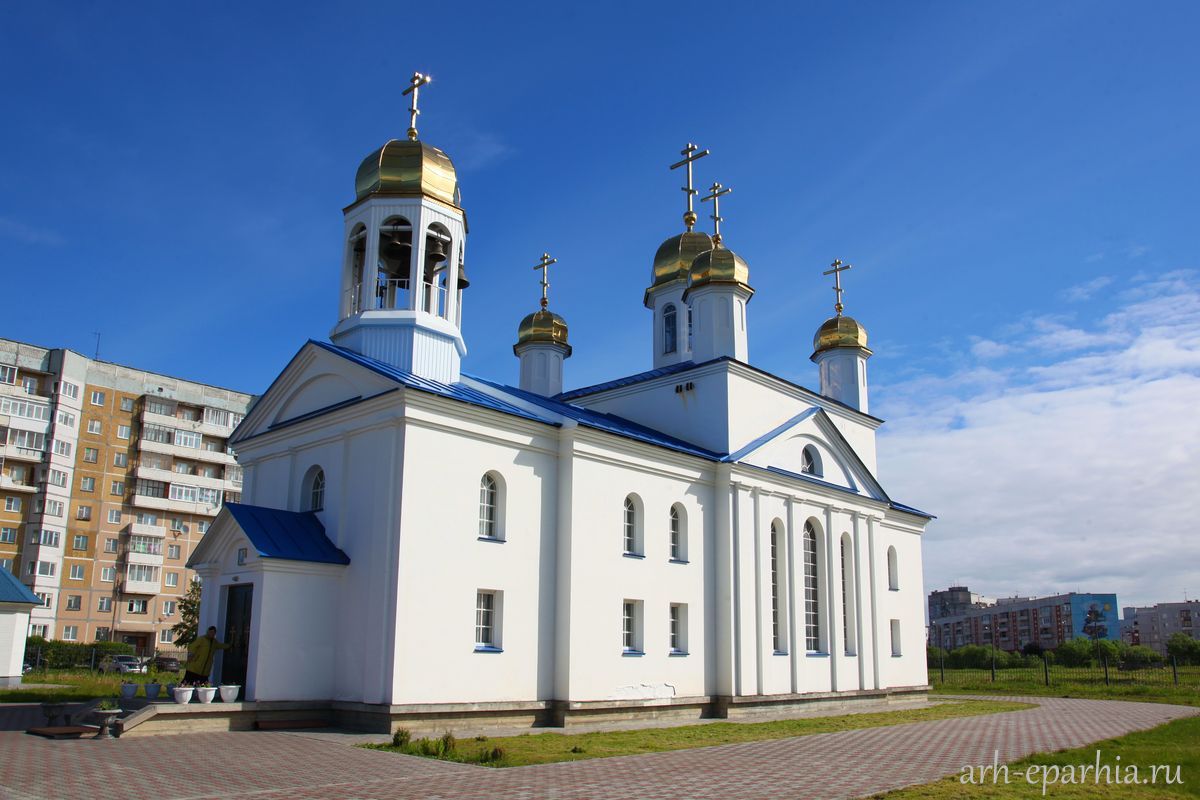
left=0, top=696, right=1194, bottom=800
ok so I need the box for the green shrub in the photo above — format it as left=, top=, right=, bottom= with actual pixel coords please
left=439, top=731, right=457, bottom=755
left=392, top=728, right=411, bottom=748
left=23, top=638, right=134, bottom=669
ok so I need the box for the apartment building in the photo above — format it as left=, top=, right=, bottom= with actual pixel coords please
left=927, top=587, right=1120, bottom=652
left=0, top=339, right=253, bottom=655
left=1121, top=601, right=1199, bottom=655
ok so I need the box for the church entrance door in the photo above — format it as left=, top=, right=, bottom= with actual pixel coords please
left=222, top=584, right=253, bottom=698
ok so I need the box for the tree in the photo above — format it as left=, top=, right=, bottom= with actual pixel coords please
left=172, top=579, right=203, bottom=647
left=1167, top=633, right=1200, bottom=666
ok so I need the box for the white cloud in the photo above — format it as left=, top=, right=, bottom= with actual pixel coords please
left=969, top=337, right=1015, bottom=360
left=1063, top=275, right=1113, bottom=302
left=878, top=271, right=1200, bottom=609
left=0, top=216, right=63, bottom=246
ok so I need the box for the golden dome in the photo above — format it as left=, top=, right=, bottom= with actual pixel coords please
left=650, top=231, right=713, bottom=290
left=354, top=139, right=460, bottom=207
left=687, top=244, right=752, bottom=293
left=813, top=315, right=870, bottom=354
left=514, top=309, right=571, bottom=354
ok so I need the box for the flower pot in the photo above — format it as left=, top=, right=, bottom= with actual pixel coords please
left=219, top=685, right=240, bottom=703
left=91, top=710, right=121, bottom=739
left=144, top=683, right=161, bottom=700
left=119, top=683, right=138, bottom=699
left=195, top=687, right=217, bottom=704
left=166, top=682, right=177, bottom=696
left=173, top=687, right=194, bottom=704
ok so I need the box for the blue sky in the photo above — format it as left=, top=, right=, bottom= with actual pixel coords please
left=2, top=2, right=1198, bottom=606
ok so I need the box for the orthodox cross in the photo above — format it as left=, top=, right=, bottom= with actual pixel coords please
left=823, top=259, right=852, bottom=315
left=669, top=143, right=710, bottom=231
left=403, top=72, right=432, bottom=141
left=532, top=252, right=558, bottom=309
left=700, top=181, right=732, bottom=244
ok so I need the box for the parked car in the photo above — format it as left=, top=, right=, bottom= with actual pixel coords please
left=150, top=655, right=181, bottom=672
left=22, top=662, right=32, bottom=674
left=99, top=655, right=147, bottom=674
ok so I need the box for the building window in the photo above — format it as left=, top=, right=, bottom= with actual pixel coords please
left=107, top=509, right=122, bottom=524
left=74, top=504, right=89, bottom=520
left=622, top=495, right=643, bottom=556
left=120, top=397, right=135, bottom=412
left=0, top=558, right=11, bottom=573
left=70, top=564, right=85, bottom=580
left=5, top=497, right=22, bottom=513
left=100, top=567, right=116, bottom=582
left=82, top=447, right=98, bottom=463
left=98, top=597, right=112, bottom=612
left=113, top=452, right=127, bottom=468
left=66, top=595, right=81, bottom=611
left=669, top=603, right=688, bottom=654
left=477, top=472, right=505, bottom=540
left=163, top=600, right=176, bottom=616
left=57, top=409, right=76, bottom=427
left=0, top=365, right=13, bottom=384
left=160, top=629, right=175, bottom=643
left=48, top=468, right=68, bottom=487
left=90, top=390, right=105, bottom=407
left=663, top=304, right=678, bottom=354
left=770, top=520, right=786, bottom=653
left=95, top=626, right=110, bottom=641
left=60, top=381, right=79, bottom=399
left=62, top=625, right=78, bottom=641
left=165, top=571, right=179, bottom=588
left=622, top=600, right=643, bottom=654
left=117, top=424, right=131, bottom=439
left=146, top=399, right=172, bottom=416
left=29, top=624, right=48, bottom=639
left=0, top=527, right=15, bottom=544
left=104, top=538, right=118, bottom=554
left=803, top=521, right=821, bottom=652
left=37, top=561, right=56, bottom=577
left=303, top=466, right=325, bottom=512
left=890, top=619, right=902, bottom=656
left=72, top=534, right=87, bottom=550
left=127, top=598, right=148, bottom=614
left=87, top=419, right=102, bottom=434
left=33, top=529, right=60, bottom=547
left=841, top=534, right=856, bottom=656
left=80, top=476, right=95, bottom=492
left=475, top=590, right=501, bottom=650
left=167, top=544, right=181, bottom=559
left=35, top=592, right=52, bottom=608
left=110, top=480, right=124, bottom=496
left=801, top=445, right=823, bottom=477
left=887, top=546, right=899, bottom=591
left=668, top=504, right=687, bottom=561
left=22, top=376, right=39, bottom=394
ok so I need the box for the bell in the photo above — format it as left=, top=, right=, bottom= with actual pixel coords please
left=425, top=236, right=447, bottom=268
left=457, top=261, right=471, bottom=289
left=382, top=230, right=410, bottom=262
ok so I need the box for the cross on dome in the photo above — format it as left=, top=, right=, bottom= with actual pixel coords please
left=700, top=181, right=732, bottom=244
left=532, top=252, right=559, bottom=309
left=669, top=143, right=710, bottom=231
left=402, top=72, right=432, bottom=141
left=823, top=258, right=852, bottom=315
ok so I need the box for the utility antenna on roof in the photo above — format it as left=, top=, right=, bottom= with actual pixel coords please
left=92, top=332, right=101, bottom=360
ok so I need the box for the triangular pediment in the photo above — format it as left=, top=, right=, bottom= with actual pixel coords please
left=230, top=341, right=400, bottom=445
left=725, top=407, right=889, bottom=501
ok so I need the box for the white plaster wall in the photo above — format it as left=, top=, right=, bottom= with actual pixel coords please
left=0, top=604, right=31, bottom=684
left=564, top=439, right=712, bottom=701
left=251, top=567, right=340, bottom=701
left=391, top=412, right=558, bottom=704
left=876, top=523, right=928, bottom=688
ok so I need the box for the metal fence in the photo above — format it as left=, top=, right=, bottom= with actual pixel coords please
left=928, top=652, right=1197, bottom=688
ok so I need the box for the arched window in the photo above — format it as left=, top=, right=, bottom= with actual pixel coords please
left=887, top=545, right=899, bottom=591
left=303, top=466, right=325, bottom=512
left=770, top=521, right=786, bottom=653
left=841, top=533, right=856, bottom=656
left=802, top=445, right=823, bottom=477
left=623, top=495, right=643, bottom=556
left=669, top=504, right=687, bottom=561
left=663, top=304, right=678, bottom=355
left=803, top=521, right=820, bottom=652
left=479, top=473, right=498, bottom=539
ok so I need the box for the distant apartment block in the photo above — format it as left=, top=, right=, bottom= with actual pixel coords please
left=0, top=338, right=254, bottom=655
left=1120, top=601, right=1199, bottom=655
left=928, top=587, right=1120, bottom=652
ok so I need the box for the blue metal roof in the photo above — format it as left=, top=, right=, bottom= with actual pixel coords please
left=224, top=503, right=350, bottom=565
left=555, top=361, right=700, bottom=401
left=311, top=341, right=549, bottom=426
left=0, top=567, right=40, bottom=605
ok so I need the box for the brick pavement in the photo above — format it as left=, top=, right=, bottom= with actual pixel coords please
left=0, top=696, right=1194, bottom=800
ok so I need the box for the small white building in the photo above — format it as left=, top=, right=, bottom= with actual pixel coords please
left=189, top=119, right=933, bottom=731
left=0, top=563, right=39, bottom=687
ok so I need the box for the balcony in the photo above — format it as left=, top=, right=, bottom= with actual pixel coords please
left=128, top=520, right=167, bottom=538
left=125, top=549, right=164, bottom=567
left=139, top=436, right=236, bottom=465
left=131, top=492, right=220, bottom=517
left=343, top=279, right=448, bottom=320
left=141, top=408, right=234, bottom=439
left=122, top=576, right=162, bottom=595
left=1, top=444, right=45, bottom=463
left=0, top=475, right=37, bottom=493
left=136, top=464, right=226, bottom=491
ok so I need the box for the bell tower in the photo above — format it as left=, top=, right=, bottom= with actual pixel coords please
left=330, top=72, right=469, bottom=384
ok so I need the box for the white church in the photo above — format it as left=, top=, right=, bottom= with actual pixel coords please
left=190, top=79, right=932, bottom=731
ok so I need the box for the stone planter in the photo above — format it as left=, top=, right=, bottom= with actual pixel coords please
left=219, top=685, right=241, bottom=703
left=195, top=686, right=217, bottom=704
left=91, top=710, right=121, bottom=739
left=40, top=701, right=69, bottom=726
left=144, top=683, right=162, bottom=701
left=173, top=686, right=194, bottom=704
left=119, top=683, right=138, bottom=700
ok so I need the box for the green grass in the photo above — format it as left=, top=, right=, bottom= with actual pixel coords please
left=872, top=715, right=1200, bottom=798
left=364, top=699, right=1032, bottom=768
left=931, top=677, right=1200, bottom=708
left=0, top=668, right=184, bottom=703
